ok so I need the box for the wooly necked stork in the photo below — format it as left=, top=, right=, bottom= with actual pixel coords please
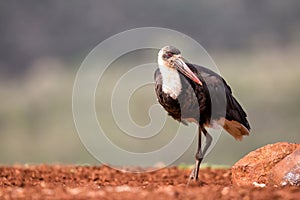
left=154, top=46, right=250, bottom=183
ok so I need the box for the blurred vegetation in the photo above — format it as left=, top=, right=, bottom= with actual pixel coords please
left=0, top=0, right=300, bottom=166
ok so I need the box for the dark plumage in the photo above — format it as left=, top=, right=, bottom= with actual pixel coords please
left=155, top=63, right=250, bottom=129
left=155, top=46, right=250, bottom=183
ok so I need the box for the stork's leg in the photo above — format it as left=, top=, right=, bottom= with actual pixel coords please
left=187, top=126, right=212, bottom=185
left=201, top=128, right=212, bottom=160
left=187, top=125, right=203, bottom=183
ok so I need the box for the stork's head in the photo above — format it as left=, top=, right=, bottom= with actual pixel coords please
left=158, top=46, right=202, bottom=85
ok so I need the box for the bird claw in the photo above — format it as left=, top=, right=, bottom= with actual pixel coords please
left=186, top=167, right=198, bottom=187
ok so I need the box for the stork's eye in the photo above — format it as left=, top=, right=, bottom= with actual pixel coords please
left=163, top=52, right=173, bottom=59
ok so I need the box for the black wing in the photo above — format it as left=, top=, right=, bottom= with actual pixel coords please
left=186, top=63, right=251, bottom=132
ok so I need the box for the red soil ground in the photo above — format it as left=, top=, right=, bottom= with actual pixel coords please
left=0, top=165, right=299, bottom=199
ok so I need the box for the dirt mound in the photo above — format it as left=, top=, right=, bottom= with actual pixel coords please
left=0, top=165, right=299, bottom=199
left=231, top=142, right=300, bottom=187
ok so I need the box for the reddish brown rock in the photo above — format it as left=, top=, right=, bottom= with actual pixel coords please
left=231, top=142, right=300, bottom=186
left=269, top=147, right=300, bottom=186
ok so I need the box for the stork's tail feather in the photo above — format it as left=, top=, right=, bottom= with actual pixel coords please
left=212, top=118, right=249, bottom=141
left=223, top=119, right=250, bottom=141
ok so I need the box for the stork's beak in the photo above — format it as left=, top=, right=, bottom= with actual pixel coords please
left=172, top=55, right=203, bottom=85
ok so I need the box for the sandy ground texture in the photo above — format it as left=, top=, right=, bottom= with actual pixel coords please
left=0, top=165, right=299, bottom=200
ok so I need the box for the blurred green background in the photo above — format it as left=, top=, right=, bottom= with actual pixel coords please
left=0, top=0, right=300, bottom=166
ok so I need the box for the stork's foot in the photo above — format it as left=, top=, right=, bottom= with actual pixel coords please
left=186, top=160, right=201, bottom=186
left=186, top=168, right=207, bottom=187
left=186, top=168, right=197, bottom=186
left=188, top=166, right=198, bottom=180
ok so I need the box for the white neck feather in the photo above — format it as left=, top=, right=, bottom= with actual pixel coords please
left=157, top=49, right=182, bottom=99
left=158, top=65, right=182, bottom=99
